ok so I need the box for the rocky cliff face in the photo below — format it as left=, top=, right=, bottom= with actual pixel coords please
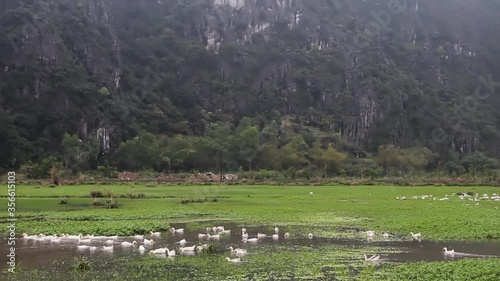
left=1, top=0, right=500, bottom=161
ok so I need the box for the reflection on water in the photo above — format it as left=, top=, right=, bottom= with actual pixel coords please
left=1, top=222, right=499, bottom=270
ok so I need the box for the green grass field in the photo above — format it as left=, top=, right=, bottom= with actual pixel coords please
left=1, top=184, right=500, bottom=280
left=2, top=184, right=499, bottom=240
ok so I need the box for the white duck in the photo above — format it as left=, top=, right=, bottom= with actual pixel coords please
left=284, top=232, right=290, bottom=239
left=216, top=226, right=225, bottom=232
left=170, top=228, right=184, bottom=234
left=442, top=247, right=455, bottom=256
left=241, top=228, right=247, bottom=234
left=208, top=234, right=220, bottom=240
left=272, top=234, right=279, bottom=240
left=243, top=237, right=258, bottom=243
left=410, top=232, right=422, bottom=239
left=133, top=235, right=144, bottom=240
left=144, top=238, right=154, bottom=245
left=178, top=239, right=187, bottom=245
left=79, top=237, right=93, bottom=244
left=167, top=248, right=176, bottom=257
left=226, top=257, right=241, bottom=263
left=274, top=227, right=279, bottom=234
left=103, top=245, right=113, bottom=251
left=242, top=233, right=249, bottom=239
left=308, top=233, right=313, bottom=239
left=229, top=246, right=247, bottom=257
left=179, top=245, right=196, bottom=252
left=104, top=239, right=114, bottom=245
left=150, top=248, right=167, bottom=254
left=77, top=245, right=90, bottom=250
left=90, top=246, right=98, bottom=251
left=149, top=231, right=161, bottom=236
left=365, top=231, right=375, bottom=237
left=198, top=233, right=208, bottom=239
left=139, top=245, right=146, bottom=252
left=383, top=233, right=389, bottom=239
left=257, top=233, right=267, bottom=239
left=121, top=241, right=137, bottom=247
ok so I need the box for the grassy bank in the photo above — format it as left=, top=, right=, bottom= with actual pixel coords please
left=1, top=184, right=499, bottom=240
left=2, top=184, right=500, bottom=280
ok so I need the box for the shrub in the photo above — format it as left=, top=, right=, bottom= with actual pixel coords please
left=180, top=196, right=219, bottom=204
left=90, top=190, right=104, bottom=198
left=285, top=167, right=297, bottom=179
left=106, top=198, right=119, bottom=209
left=91, top=199, right=105, bottom=206
left=74, top=257, right=91, bottom=271
left=240, top=170, right=284, bottom=180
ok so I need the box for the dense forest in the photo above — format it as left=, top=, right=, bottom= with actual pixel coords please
left=1, top=0, right=500, bottom=178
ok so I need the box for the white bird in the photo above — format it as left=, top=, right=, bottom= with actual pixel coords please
left=212, top=227, right=218, bottom=232
left=216, top=226, right=225, bottom=232
left=104, top=239, right=114, bottom=245
left=89, top=246, right=98, bottom=251
left=103, top=245, right=113, bottom=251
left=139, top=245, right=146, bottom=252
left=410, top=232, right=422, bottom=239
left=365, top=231, right=375, bottom=237
left=51, top=238, right=62, bottom=243
left=79, top=238, right=92, bottom=244
left=198, top=233, right=208, bottom=239
left=208, top=234, right=220, bottom=240
left=229, top=246, right=247, bottom=257
left=241, top=228, right=247, bottom=234
left=221, top=230, right=231, bottom=235
left=308, top=233, right=313, bottom=239
left=243, top=238, right=258, bottom=243
left=284, top=232, right=290, bottom=239
left=310, top=192, right=314, bottom=195
left=257, top=233, right=267, bottom=239
left=150, top=248, right=167, bottom=254
left=121, top=241, right=137, bottom=247
left=178, top=239, right=187, bottom=245
left=242, top=233, right=249, bottom=239
left=364, top=254, right=380, bottom=261
left=133, top=235, right=144, bottom=240
left=144, top=238, right=154, bottom=245
left=106, top=235, right=118, bottom=240
left=274, top=227, right=279, bottom=234
left=167, top=248, right=176, bottom=257
left=179, top=245, right=196, bottom=252
left=442, top=247, right=455, bottom=256
left=150, top=231, right=161, bottom=236
left=383, top=233, right=389, bottom=239
left=77, top=245, right=90, bottom=250
left=226, top=257, right=241, bottom=263
left=272, top=234, right=279, bottom=240
left=170, top=228, right=184, bottom=234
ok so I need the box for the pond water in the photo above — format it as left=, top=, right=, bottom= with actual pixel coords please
left=1, top=222, right=499, bottom=271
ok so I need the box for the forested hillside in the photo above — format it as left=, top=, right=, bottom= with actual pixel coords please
left=1, top=0, right=500, bottom=177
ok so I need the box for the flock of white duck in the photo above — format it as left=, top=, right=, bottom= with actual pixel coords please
left=397, top=193, right=500, bottom=206
left=22, top=225, right=491, bottom=263
left=20, top=225, right=302, bottom=263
